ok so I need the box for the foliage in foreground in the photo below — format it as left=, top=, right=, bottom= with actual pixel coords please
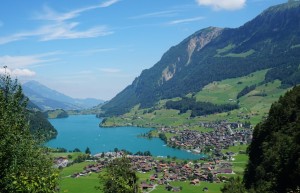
left=97, top=156, right=140, bottom=193
left=221, top=85, right=300, bottom=193
left=221, top=177, right=246, bottom=193
left=244, top=85, right=300, bottom=193
left=0, top=73, right=59, bottom=192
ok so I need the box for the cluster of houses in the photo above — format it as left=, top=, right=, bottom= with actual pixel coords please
left=72, top=163, right=103, bottom=178
left=54, top=157, right=69, bottom=168
left=64, top=154, right=234, bottom=191
left=159, top=121, right=252, bottom=154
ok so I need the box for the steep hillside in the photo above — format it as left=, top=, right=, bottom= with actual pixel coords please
left=101, top=1, right=300, bottom=116
left=244, top=85, right=300, bottom=193
left=23, top=80, right=104, bottom=110
left=100, top=69, right=289, bottom=128
left=27, top=110, right=58, bottom=141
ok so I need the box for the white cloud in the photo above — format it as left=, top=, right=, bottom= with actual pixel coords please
left=195, top=0, right=246, bottom=10
left=99, top=68, right=121, bottom=73
left=100, top=0, right=120, bottom=8
left=0, top=0, right=119, bottom=45
left=129, top=10, right=178, bottom=19
left=0, top=22, right=113, bottom=45
left=168, top=16, right=205, bottom=25
left=0, top=52, right=59, bottom=69
left=36, top=0, right=120, bottom=22
left=0, top=68, right=36, bottom=77
left=38, top=23, right=113, bottom=41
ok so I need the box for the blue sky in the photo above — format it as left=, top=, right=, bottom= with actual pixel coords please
left=0, top=0, right=286, bottom=100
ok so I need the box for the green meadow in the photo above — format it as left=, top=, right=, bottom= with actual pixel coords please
left=55, top=146, right=249, bottom=193
left=57, top=160, right=225, bottom=193
left=102, top=69, right=290, bottom=128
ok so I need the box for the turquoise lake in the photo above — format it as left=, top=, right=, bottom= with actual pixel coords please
left=46, top=115, right=204, bottom=160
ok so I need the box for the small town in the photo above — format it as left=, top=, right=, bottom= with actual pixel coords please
left=158, top=121, right=252, bottom=156
left=54, top=151, right=236, bottom=192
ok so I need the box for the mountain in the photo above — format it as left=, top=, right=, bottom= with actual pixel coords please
left=23, top=80, right=104, bottom=110
left=101, top=1, right=300, bottom=116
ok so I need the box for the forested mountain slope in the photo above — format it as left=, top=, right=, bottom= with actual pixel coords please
left=101, top=1, right=300, bottom=116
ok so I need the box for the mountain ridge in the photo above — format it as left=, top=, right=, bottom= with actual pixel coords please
left=101, top=1, right=300, bottom=116
left=23, top=80, right=104, bottom=111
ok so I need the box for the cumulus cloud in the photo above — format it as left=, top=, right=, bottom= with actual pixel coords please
left=0, top=67, right=36, bottom=77
left=0, top=53, right=58, bottom=68
left=195, top=0, right=246, bottom=10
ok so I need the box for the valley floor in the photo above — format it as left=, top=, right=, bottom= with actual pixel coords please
left=55, top=144, right=248, bottom=193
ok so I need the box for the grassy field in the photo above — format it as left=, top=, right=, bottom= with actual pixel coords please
left=55, top=148, right=248, bottom=193
left=57, top=160, right=223, bottom=193
left=152, top=181, right=223, bottom=193
left=58, top=161, right=225, bottom=193
left=102, top=69, right=290, bottom=128
left=58, top=161, right=100, bottom=193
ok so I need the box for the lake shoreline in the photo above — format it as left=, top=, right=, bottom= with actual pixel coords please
left=46, top=114, right=206, bottom=160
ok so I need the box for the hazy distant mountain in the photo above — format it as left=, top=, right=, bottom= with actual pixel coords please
left=101, top=1, right=300, bottom=116
left=23, top=80, right=104, bottom=110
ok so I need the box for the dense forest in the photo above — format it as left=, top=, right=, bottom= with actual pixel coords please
left=242, top=85, right=300, bottom=193
left=165, top=97, right=239, bottom=117
left=221, top=86, right=300, bottom=193
left=27, top=110, right=58, bottom=141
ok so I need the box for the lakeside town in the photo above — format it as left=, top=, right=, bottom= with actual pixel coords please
left=54, top=120, right=252, bottom=192
left=158, top=121, right=253, bottom=156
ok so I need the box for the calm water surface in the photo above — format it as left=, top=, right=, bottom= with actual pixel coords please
left=46, top=115, right=204, bottom=160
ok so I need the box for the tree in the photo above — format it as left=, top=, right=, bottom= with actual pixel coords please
left=85, top=147, right=91, bottom=155
left=98, top=156, right=140, bottom=193
left=221, top=177, right=246, bottom=193
left=244, top=85, right=300, bottom=193
left=73, top=148, right=81, bottom=152
left=0, top=73, right=59, bottom=192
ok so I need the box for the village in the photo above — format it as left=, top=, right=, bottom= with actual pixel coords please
left=158, top=121, right=253, bottom=156
left=53, top=121, right=252, bottom=192
left=55, top=152, right=235, bottom=192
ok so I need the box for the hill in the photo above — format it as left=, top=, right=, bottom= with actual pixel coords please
left=27, top=110, right=58, bottom=141
left=100, top=69, right=289, bottom=128
left=23, top=80, right=104, bottom=111
left=100, top=1, right=300, bottom=116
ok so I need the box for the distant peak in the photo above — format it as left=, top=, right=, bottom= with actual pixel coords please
left=24, top=80, right=42, bottom=86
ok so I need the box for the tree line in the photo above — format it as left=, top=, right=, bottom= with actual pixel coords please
left=165, top=97, right=239, bottom=117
